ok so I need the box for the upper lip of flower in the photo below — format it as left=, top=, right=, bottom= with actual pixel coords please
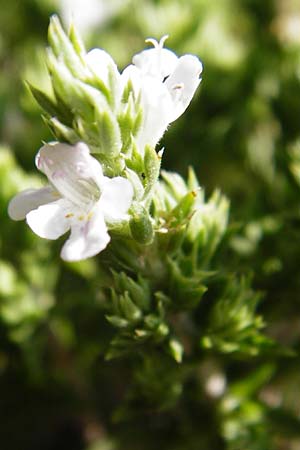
left=36, top=142, right=103, bottom=211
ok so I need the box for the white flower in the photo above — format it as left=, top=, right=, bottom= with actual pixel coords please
left=123, top=36, right=203, bottom=149
left=8, top=142, right=133, bottom=262
left=84, top=36, right=203, bottom=152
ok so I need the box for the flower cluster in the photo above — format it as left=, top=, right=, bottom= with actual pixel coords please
left=8, top=18, right=202, bottom=262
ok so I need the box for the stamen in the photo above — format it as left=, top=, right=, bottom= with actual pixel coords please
left=51, top=190, right=61, bottom=199
left=159, top=35, right=169, bottom=48
left=172, top=83, right=184, bottom=90
left=145, top=35, right=169, bottom=49
left=87, top=211, right=94, bottom=221
left=145, top=38, right=159, bottom=48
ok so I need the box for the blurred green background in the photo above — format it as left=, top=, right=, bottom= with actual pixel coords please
left=1, top=0, right=300, bottom=449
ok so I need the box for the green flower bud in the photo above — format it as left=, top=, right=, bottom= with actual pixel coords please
left=129, top=203, right=154, bottom=245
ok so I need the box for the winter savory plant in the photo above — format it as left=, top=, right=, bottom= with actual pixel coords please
left=9, top=21, right=202, bottom=262
left=7, top=17, right=278, bottom=440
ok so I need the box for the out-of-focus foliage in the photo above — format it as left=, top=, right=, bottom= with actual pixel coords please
left=1, top=1, right=300, bottom=450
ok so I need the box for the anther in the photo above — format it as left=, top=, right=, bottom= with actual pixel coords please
left=172, top=83, right=184, bottom=90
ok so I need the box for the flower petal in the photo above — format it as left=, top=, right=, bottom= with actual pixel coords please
left=138, top=75, right=173, bottom=149
left=86, top=48, right=120, bottom=86
left=100, top=176, right=133, bottom=222
left=121, top=64, right=142, bottom=99
left=122, top=67, right=173, bottom=149
left=132, top=46, right=178, bottom=80
left=60, top=208, right=110, bottom=261
left=36, top=142, right=103, bottom=209
left=8, top=186, right=59, bottom=221
left=164, top=55, right=203, bottom=122
left=26, top=199, right=71, bottom=240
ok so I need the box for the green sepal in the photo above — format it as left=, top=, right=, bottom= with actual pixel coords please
left=110, top=288, right=121, bottom=315
left=105, top=335, right=137, bottom=360
left=48, top=15, right=86, bottom=78
left=105, top=315, right=130, bottom=329
left=154, top=291, right=171, bottom=315
left=143, top=145, right=162, bottom=198
left=118, top=94, right=135, bottom=152
left=144, top=314, right=163, bottom=330
left=46, top=117, right=78, bottom=143
left=27, top=83, right=59, bottom=118
left=108, top=239, right=144, bottom=273
left=161, top=170, right=191, bottom=200
left=121, top=77, right=135, bottom=103
left=167, top=190, right=198, bottom=228
left=112, top=271, right=151, bottom=312
left=28, top=82, right=74, bottom=129
left=186, top=190, right=229, bottom=264
left=129, top=203, right=154, bottom=245
left=93, top=109, right=122, bottom=156
left=125, top=142, right=145, bottom=175
left=143, top=314, right=169, bottom=340
left=47, top=57, right=95, bottom=121
left=119, top=292, right=142, bottom=322
left=68, top=22, right=86, bottom=60
left=126, top=168, right=145, bottom=201
left=85, top=74, right=111, bottom=103
left=187, top=166, right=200, bottom=191
left=168, top=258, right=208, bottom=310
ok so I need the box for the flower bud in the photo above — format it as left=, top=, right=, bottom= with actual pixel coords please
left=129, top=204, right=154, bottom=244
